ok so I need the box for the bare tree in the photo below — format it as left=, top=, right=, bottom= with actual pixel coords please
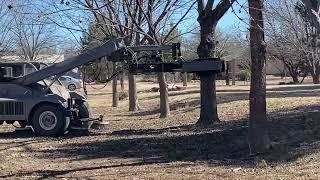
left=81, top=0, right=138, bottom=108
left=181, top=72, right=188, bottom=87
left=248, top=0, right=270, bottom=153
left=196, top=0, right=235, bottom=126
left=9, top=2, right=59, bottom=61
left=266, top=0, right=319, bottom=84
left=127, top=0, right=195, bottom=118
left=112, top=62, right=119, bottom=107
left=13, top=21, right=55, bottom=61
left=68, top=0, right=194, bottom=115
left=0, top=1, right=14, bottom=57
left=120, top=72, right=125, bottom=92
left=298, top=0, right=320, bottom=84
left=301, top=0, right=320, bottom=30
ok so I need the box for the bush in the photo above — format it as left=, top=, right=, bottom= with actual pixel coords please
left=119, top=91, right=128, bottom=101
left=239, top=70, right=251, bottom=81
left=187, top=73, right=193, bottom=82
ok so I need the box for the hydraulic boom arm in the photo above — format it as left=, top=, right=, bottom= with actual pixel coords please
left=12, top=41, right=119, bottom=86
left=11, top=40, right=224, bottom=86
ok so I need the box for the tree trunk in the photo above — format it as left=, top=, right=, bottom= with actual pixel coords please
left=283, top=61, right=301, bottom=84
left=292, top=75, right=299, bottom=84
left=120, top=71, right=125, bottom=92
left=300, top=74, right=307, bottom=84
left=226, top=61, right=230, bottom=85
left=128, top=73, right=138, bottom=111
left=158, top=72, right=170, bottom=118
left=312, top=73, right=320, bottom=84
left=232, top=59, right=236, bottom=85
left=248, top=0, right=270, bottom=153
left=311, top=65, right=320, bottom=84
left=146, top=36, right=170, bottom=118
left=128, top=32, right=140, bottom=112
left=112, top=62, right=119, bottom=107
left=182, top=72, right=188, bottom=87
left=197, top=73, right=219, bottom=125
left=196, top=20, right=219, bottom=125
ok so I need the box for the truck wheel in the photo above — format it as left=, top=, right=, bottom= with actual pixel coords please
left=68, top=84, right=76, bottom=91
left=31, top=104, right=66, bottom=136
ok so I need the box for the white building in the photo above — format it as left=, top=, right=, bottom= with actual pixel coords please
left=0, top=54, right=65, bottom=64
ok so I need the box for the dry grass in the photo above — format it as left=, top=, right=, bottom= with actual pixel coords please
left=1, top=77, right=320, bottom=179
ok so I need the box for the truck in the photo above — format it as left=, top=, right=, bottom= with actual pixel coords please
left=0, top=40, right=224, bottom=136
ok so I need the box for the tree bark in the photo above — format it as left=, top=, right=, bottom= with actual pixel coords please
left=128, top=73, right=138, bottom=111
left=182, top=72, right=188, bottom=87
left=301, top=1, right=320, bottom=84
left=312, top=73, right=320, bottom=84
left=146, top=35, right=170, bottom=118
left=120, top=71, right=125, bottom=92
left=112, top=62, right=119, bottom=107
left=198, top=73, right=219, bottom=125
left=232, top=59, right=236, bottom=85
left=248, top=0, right=270, bottom=153
left=196, top=20, right=220, bottom=125
left=292, top=75, right=299, bottom=84
left=158, top=72, right=170, bottom=118
left=226, top=61, right=230, bottom=85
left=128, top=31, right=140, bottom=112
left=311, top=65, right=320, bottom=84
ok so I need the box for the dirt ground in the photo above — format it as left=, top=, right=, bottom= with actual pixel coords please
left=1, top=76, right=320, bottom=179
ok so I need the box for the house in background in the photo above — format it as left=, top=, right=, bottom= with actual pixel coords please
left=0, top=54, right=65, bottom=64
left=225, top=58, right=285, bottom=76
left=0, top=53, right=81, bottom=79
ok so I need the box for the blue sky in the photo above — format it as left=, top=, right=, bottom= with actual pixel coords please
left=177, top=0, right=248, bottom=37
left=217, top=0, right=248, bottom=31
left=13, top=0, right=248, bottom=48
left=64, top=0, right=249, bottom=48
left=218, top=9, right=248, bottom=30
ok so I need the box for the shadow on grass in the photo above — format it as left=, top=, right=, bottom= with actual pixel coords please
left=0, top=128, right=35, bottom=139
left=0, top=128, right=106, bottom=146
left=142, top=89, right=248, bottom=101
left=0, top=161, right=163, bottom=179
left=129, top=98, right=202, bottom=116
left=130, top=85, right=320, bottom=117
left=63, top=105, right=320, bottom=164
left=2, top=105, right=320, bottom=178
left=2, top=86, right=320, bottom=178
left=88, top=92, right=112, bottom=96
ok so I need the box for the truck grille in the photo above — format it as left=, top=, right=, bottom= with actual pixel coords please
left=0, top=102, right=24, bottom=115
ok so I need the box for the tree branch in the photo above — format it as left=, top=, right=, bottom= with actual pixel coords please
left=211, top=0, right=236, bottom=22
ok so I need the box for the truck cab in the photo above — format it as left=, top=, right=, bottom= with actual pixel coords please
left=0, top=61, right=93, bottom=136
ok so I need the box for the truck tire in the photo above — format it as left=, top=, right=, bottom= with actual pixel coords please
left=31, top=104, right=67, bottom=136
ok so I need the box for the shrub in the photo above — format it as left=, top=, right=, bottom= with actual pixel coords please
left=239, top=70, right=251, bottom=81
left=187, top=73, right=194, bottom=82
left=119, top=91, right=128, bottom=101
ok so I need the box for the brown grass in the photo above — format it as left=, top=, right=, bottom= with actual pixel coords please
left=1, top=77, right=320, bottom=179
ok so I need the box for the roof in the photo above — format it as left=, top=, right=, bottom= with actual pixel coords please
left=0, top=54, right=65, bottom=64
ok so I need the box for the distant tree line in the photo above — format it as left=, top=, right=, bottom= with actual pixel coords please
left=266, top=0, right=320, bottom=84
